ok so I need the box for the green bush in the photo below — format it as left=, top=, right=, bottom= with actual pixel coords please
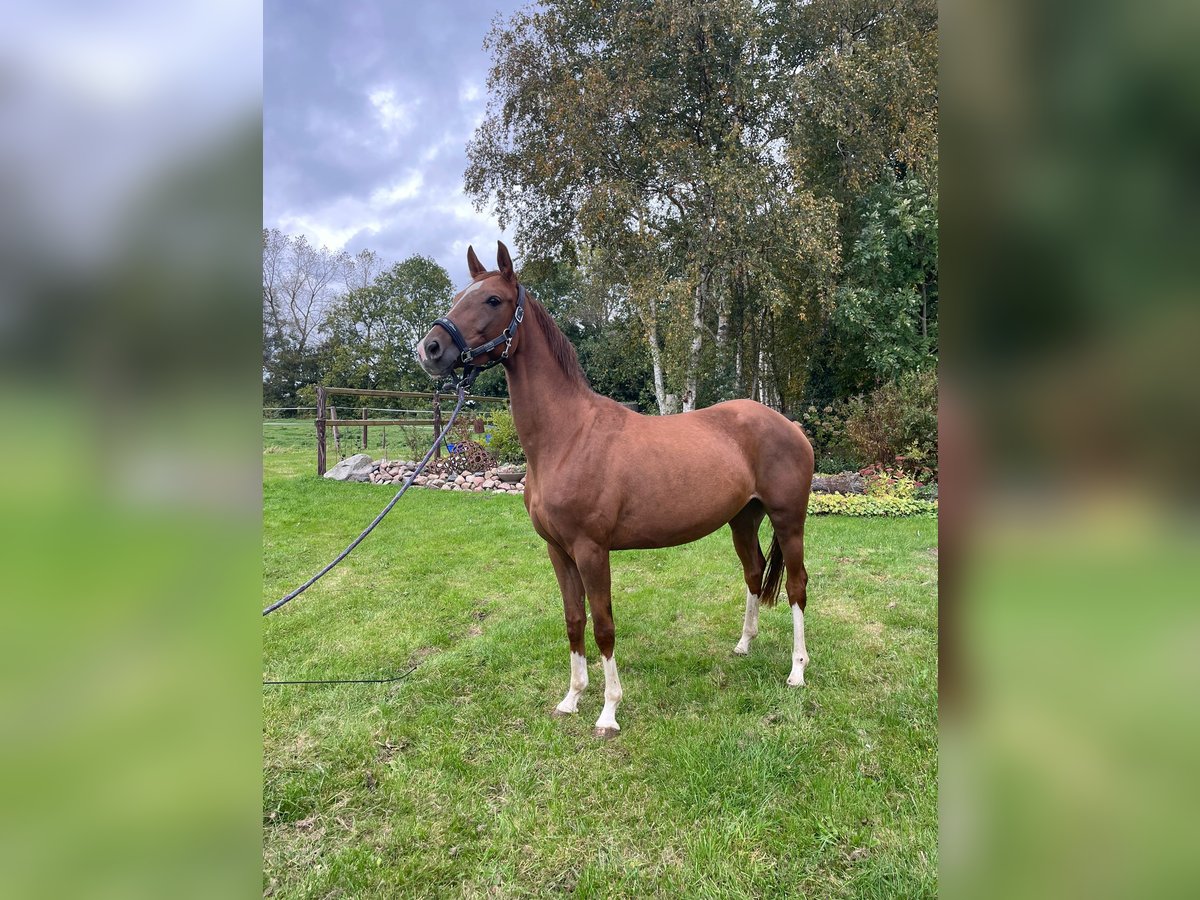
left=844, top=369, right=938, bottom=475
left=397, top=426, right=432, bottom=461
left=487, top=407, right=525, bottom=465
left=808, top=493, right=937, bottom=517
left=861, top=464, right=920, bottom=500
left=799, top=398, right=861, bottom=472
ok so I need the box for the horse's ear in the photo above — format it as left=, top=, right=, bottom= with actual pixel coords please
left=497, top=241, right=515, bottom=283
left=466, top=245, right=486, bottom=278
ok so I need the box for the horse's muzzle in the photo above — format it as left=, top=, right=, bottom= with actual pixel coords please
left=416, top=327, right=457, bottom=377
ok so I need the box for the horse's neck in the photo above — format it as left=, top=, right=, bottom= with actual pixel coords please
left=502, top=322, right=594, bottom=468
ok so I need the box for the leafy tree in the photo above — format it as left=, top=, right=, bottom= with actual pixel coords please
left=321, top=255, right=454, bottom=395
left=830, top=176, right=938, bottom=392
left=262, top=228, right=348, bottom=413
left=521, top=256, right=655, bottom=408
left=467, top=0, right=841, bottom=413
left=781, top=0, right=939, bottom=209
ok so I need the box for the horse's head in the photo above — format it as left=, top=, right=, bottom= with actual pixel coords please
left=417, top=241, right=524, bottom=378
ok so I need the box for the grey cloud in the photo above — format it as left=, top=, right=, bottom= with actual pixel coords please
left=264, top=0, right=522, bottom=278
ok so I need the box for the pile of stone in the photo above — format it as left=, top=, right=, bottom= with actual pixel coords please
left=323, top=453, right=525, bottom=494
left=371, top=458, right=525, bottom=494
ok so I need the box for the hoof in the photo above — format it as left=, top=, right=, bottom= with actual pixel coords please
left=593, top=726, right=620, bottom=740
left=733, top=643, right=750, bottom=656
left=552, top=707, right=573, bottom=717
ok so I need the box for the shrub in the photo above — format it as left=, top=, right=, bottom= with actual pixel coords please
left=799, top=399, right=861, bottom=472
left=860, top=463, right=920, bottom=500
left=487, top=407, right=525, bottom=465
left=844, top=369, right=938, bottom=475
left=808, top=493, right=937, bottom=517
left=397, top=426, right=431, bottom=461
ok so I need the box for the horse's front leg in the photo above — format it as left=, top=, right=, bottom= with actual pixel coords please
left=547, top=542, right=588, bottom=715
left=574, top=543, right=622, bottom=738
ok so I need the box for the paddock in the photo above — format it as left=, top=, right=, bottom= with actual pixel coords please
left=263, top=423, right=938, bottom=897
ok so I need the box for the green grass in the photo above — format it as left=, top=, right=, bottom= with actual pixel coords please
left=263, top=422, right=938, bottom=898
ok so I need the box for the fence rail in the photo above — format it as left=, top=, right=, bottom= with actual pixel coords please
left=318, top=387, right=506, bottom=403
left=314, top=386, right=506, bottom=476
left=322, top=419, right=436, bottom=427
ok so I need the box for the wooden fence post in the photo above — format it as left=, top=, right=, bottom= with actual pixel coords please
left=432, top=394, right=442, bottom=459
left=361, top=406, right=368, bottom=450
left=316, top=386, right=327, bottom=476
left=331, top=405, right=342, bottom=458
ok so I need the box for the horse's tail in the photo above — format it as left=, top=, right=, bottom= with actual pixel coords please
left=760, top=532, right=786, bottom=607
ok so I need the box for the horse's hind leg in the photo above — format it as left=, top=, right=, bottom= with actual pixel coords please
left=547, top=542, right=588, bottom=715
left=730, top=501, right=767, bottom=656
left=775, top=522, right=810, bottom=687
left=760, top=502, right=811, bottom=685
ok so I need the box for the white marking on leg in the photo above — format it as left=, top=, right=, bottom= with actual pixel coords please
left=594, top=654, right=622, bottom=731
left=555, top=651, right=587, bottom=714
left=787, top=603, right=809, bottom=687
left=734, top=589, right=760, bottom=655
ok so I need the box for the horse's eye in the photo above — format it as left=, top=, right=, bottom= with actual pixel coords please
left=486, top=296, right=501, bottom=307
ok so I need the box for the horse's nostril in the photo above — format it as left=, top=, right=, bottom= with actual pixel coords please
left=427, top=339, right=440, bottom=356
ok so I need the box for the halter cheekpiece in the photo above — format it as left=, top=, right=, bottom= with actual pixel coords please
left=431, top=283, right=526, bottom=385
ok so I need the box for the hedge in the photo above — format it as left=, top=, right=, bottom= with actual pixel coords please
left=807, top=493, right=938, bottom=517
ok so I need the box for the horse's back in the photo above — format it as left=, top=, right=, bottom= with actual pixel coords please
left=548, top=398, right=813, bottom=550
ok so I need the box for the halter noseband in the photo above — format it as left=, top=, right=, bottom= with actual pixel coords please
left=431, top=283, right=526, bottom=381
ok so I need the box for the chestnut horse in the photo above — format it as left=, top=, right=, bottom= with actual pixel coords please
left=419, top=242, right=814, bottom=737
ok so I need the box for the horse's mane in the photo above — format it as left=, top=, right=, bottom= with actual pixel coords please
left=524, top=290, right=590, bottom=388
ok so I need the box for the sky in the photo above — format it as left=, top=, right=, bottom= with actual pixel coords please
left=264, top=0, right=526, bottom=282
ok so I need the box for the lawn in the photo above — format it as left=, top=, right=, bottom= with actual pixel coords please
left=263, top=422, right=938, bottom=898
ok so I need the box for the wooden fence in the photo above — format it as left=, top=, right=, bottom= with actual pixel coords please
left=315, top=386, right=506, bottom=476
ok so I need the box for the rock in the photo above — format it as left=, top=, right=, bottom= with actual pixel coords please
left=483, top=479, right=494, bottom=489
left=414, top=475, right=427, bottom=485
left=323, top=453, right=374, bottom=482
left=441, top=484, right=454, bottom=491
left=812, top=473, right=866, bottom=495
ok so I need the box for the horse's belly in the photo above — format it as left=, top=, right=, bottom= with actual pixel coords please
left=608, top=493, right=748, bottom=550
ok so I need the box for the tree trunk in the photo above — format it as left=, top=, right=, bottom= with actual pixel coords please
left=715, top=283, right=731, bottom=402
left=646, top=312, right=668, bottom=415
left=682, top=280, right=705, bottom=412
left=633, top=293, right=669, bottom=415
left=920, top=280, right=929, bottom=340
left=716, top=286, right=730, bottom=352
left=735, top=335, right=743, bottom=390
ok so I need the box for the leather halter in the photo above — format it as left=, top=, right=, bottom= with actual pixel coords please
left=431, top=283, right=526, bottom=377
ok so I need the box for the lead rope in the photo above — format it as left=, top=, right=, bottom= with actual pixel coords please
left=262, top=378, right=472, bottom=617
